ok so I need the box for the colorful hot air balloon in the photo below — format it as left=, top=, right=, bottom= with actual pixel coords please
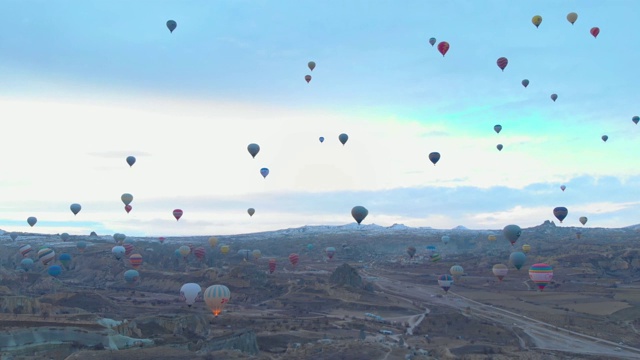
left=308, top=61, right=316, bottom=71
left=509, top=252, right=527, bottom=270
left=532, top=15, right=542, bottom=28
left=437, top=41, right=449, bottom=57
left=503, top=225, right=522, bottom=246
left=492, top=264, right=508, bottom=281
left=521, top=79, right=529, bottom=88
left=567, top=12, right=578, bottom=25
left=450, top=265, right=464, bottom=280
left=204, top=285, right=231, bottom=317
left=338, top=133, right=349, bottom=145
left=27, top=216, right=37, bottom=227
left=425, top=245, right=436, bottom=257
left=247, top=143, right=260, bottom=158
left=123, top=243, right=134, bottom=257
left=351, top=206, right=368, bottom=224
left=166, top=20, right=177, bottom=33
left=429, top=37, right=436, bottom=46
left=220, top=245, right=230, bottom=255
left=553, top=207, right=568, bottom=223
left=551, top=94, right=558, bottom=102
left=430, top=253, right=442, bottom=262
left=529, top=263, right=553, bottom=291
left=590, top=27, right=600, bottom=38
left=129, top=254, right=143, bottom=269
left=112, top=246, right=125, bottom=260
left=114, top=233, right=126, bottom=244
left=59, top=253, right=72, bottom=269
left=494, top=125, right=502, bottom=134
left=522, top=244, right=531, bottom=253
left=487, top=234, right=497, bottom=242
left=579, top=216, right=588, bottom=225
left=305, top=75, right=312, bottom=83
left=247, top=208, right=255, bottom=217
left=633, top=116, right=639, bottom=125
left=19, top=244, right=32, bottom=257
left=260, top=168, right=269, bottom=178
left=438, top=274, right=454, bottom=293
left=173, top=209, right=183, bottom=221
left=407, top=246, right=416, bottom=258
left=601, top=135, right=608, bottom=142
left=325, top=246, right=336, bottom=260
left=252, top=249, right=262, bottom=260
left=38, top=248, right=55, bottom=266
left=496, top=144, right=503, bottom=151
left=124, top=269, right=139, bottom=284
left=180, top=283, right=202, bottom=307
left=560, top=185, right=566, bottom=192
left=178, top=245, right=191, bottom=258
left=441, top=235, right=450, bottom=245
left=268, top=258, right=277, bottom=273
left=319, top=136, right=325, bottom=143
left=496, top=57, right=508, bottom=71
left=289, top=253, right=299, bottom=267
left=428, top=152, right=440, bottom=165
left=70, top=203, right=81, bottom=215
left=194, top=247, right=206, bottom=262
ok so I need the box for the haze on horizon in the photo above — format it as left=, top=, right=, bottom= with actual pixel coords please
left=1, top=0, right=639, bottom=237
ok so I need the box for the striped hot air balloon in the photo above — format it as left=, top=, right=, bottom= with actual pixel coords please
left=438, top=274, right=454, bottom=293
left=492, top=264, right=508, bottom=281
left=204, top=285, right=231, bottom=317
left=19, top=244, right=32, bottom=257
left=129, top=254, right=143, bottom=269
left=194, top=247, right=206, bottom=262
left=123, top=243, right=134, bottom=257
left=38, top=248, right=55, bottom=266
left=289, top=253, right=299, bottom=267
left=268, top=258, right=277, bottom=274
left=529, top=263, right=553, bottom=291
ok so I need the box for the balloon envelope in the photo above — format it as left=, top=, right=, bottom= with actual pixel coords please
left=551, top=94, right=558, bottom=102
left=438, top=274, right=454, bottom=292
left=319, top=136, right=325, bottom=143
left=204, top=285, right=231, bottom=316
left=247, top=208, right=255, bottom=216
left=180, top=283, right=202, bottom=306
left=590, top=27, right=600, bottom=38
left=305, top=75, right=312, bottom=83
left=509, top=252, right=527, bottom=270
left=437, top=41, right=449, bottom=56
left=601, top=135, right=608, bottom=142
left=70, top=203, right=81, bottom=215
left=503, top=225, right=522, bottom=245
left=338, top=133, right=349, bottom=145
left=48, top=265, right=62, bottom=277
left=633, top=116, right=639, bottom=125
left=124, top=269, right=139, bottom=284
left=126, top=156, right=136, bottom=167
left=532, top=15, right=542, bottom=28
left=522, top=79, right=529, bottom=88
left=566, top=12, right=578, bottom=25
left=428, top=152, right=440, bottom=165
left=260, top=168, right=269, bottom=178
left=351, top=206, right=369, bottom=224
left=553, top=207, right=568, bottom=223
left=493, top=264, right=508, bottom=281
left=247, top=143, right=260, bottom=158
left=579, top=216, right=588, bottom=225
left=27, top=217, right=37, bottom=227
left=166, top=20, right=177, bottom=32
left=121, top=193, right=133, bottom=206
left=529, top=263, right=553, bottom=290
left=173, top=209, right=183, bottom=220
left=429, top=37, right=436, bottom=46
left=496, top=57, right=508, bottom=71
left=496, top=144, right=503, bottom=151
left=308, top=61, right=316, bottom=71
left=494, top=125, right=502, bottom=134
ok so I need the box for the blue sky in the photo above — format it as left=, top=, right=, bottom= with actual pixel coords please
left=0, top=0, right=639, bottom=236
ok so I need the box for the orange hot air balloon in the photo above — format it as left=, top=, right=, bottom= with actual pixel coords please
left=590, top=27, right=600, bottom=38
left=437, top=41, right=449, bottom=57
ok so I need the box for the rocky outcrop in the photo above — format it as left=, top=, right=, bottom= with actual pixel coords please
left=196, top=329, right=259, bottom=355
left=329, top=263, right=363, bottom=289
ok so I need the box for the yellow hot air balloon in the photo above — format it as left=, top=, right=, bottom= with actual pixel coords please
left=178, top=245, right=191, bottom=257
left=531, top=15, right=542, bottom=28
left=252, top=249, right=262, bottom=260
left=203, top=285, right=231, bottom=317
left=220, top=245, right=230, bottom=255
left=487, top=234, right=497, bottom=242
left=567, top=12, right=578, bottom=25
left=522, top=244, right=531, bottom=253
left=208, top=236, right=218, bottom=248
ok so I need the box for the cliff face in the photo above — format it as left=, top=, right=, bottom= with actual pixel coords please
left=196, top=329, right=259, bottom=355
left=329, top=263, right=363, bottom=289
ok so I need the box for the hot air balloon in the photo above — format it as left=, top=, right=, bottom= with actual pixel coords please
left=497, top=144, right=503, bottom=151
left=496, top=57, right=508, bottom=71
left=204, top=284, right=231, bottom=317
left=567, top=12, right=578, bottom=25
left=194, top=247, right=206, bottom=262
left=553, top=207, right=568, bottom=223
left=438, top=274, right=454, bottom=293
left=60, top=233, right=70, bottom=242
left=180, top=283, right=202, bottom=307
left=121, top=193, right=133, bottom=206
left=48, top=265, right=62, bottom=278
left=429, top=37, right=436, bottom=46
left=124, top=205, right=132, bottom=213
left=252, top=249, right=262, bottom=260
left=633, top=116, right=639, bottom=125
left=305, top=75, right=312, bottom=83
left=220, top=245, right=230, bottom=255
left=428, top=152, right=440, bottom=165
left=551, top=94, right=558, bottom=102
left=560, top=185, right=566, bottom=192
left=487, top=234, right=497, bottom=242
left=529, top=263, right=553, bottom=291
left=70, top=203, right=81, bottom=215
left=114, top=233, right=126, bottom=244
left=10, top=233, right=18, bottom=241
left=441, top=235, right=450, bottom=245
left=126, top=156, right=136, bottom=167
left=590, top=27, right=600, bottom=38
left=208, top=236, right=218, bottom=248
left=260, top=168, right=269, bottom=179
left=601, top=135, right=608, bottom=142
left=576, top=230, right=582, bottom=239
left=325, top=247, right=336, bottom=260
left=166, top=20, right=177, bottom=33
left=503, top=224, right=522, bottom=246
left=247, top=143, right=260, bottom=158
left=407, top=246, right=416, bottom=258
left=437, top=41, right=449, bottom=57
left=129, top=254, right=143, bottom=269
left=59, top=253, right=72, bottom=269
left=532, top=15, right=542, bottom=28
left=27, top=217, right=37, bottom=227
left=178, top=245, right=191, bottom=258
left=494, top=125, right=502, bottom=134
left=307, top=243, right=314, bottom=251
left=173, top=209, right=183, bottom=221
left=19, top=244, right=32, bottom=257
left=319, top=136, right=325, bottom=143
left=338, top=133, right=349, bottom=145
left=308, top=61, right=316, bottom=71
left=351, top=206, right=368, bottom=224
left=522, top=79, right=529, bottom=88
left=123, top=244, right=134, bottom=257
left=289, top=253, right=299, bottom=267
left=522, top=244, right=531, bottom=253
left=76, top=241, right=87, bottom=252
left=509, top=252, right=527, bottom=270
left=268, top=258, right=277, bottom=273
left=157, top=236, right=165, bottom=244
left=450, top=265, right=464, bottom=280
left=112, top=246, right=125, bottom=260
left=124, top=269, right=139, bottom=284
left=431, top=253, right=442, bottom=262
left=247, top=208, right=255, bottom=217
left=21, top=258, right=34, bottom=271
left=492, top=264, right=508, bottom=281
left=579, top=216, right=588, bottom=225
left=38, top=248, right=55, bottom=266
left=425, top=245, right=436, bottom=257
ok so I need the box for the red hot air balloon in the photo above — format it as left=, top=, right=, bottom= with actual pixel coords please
left=158, top=237, right=165, bottom=244
left=289, top=253, right=299, bottom=267
left=194, top=247, right=206, bottom=262
left=496, top=57, right=508, bottom=71
left=305, top=75, right=312, bottom=83
left=590, top=27, right=600, bottom=38
left=173, top=209, right=183, bottom=221
left=437, top=41, right=450, bottom=57
left=123, top=243, right=134, bottom=257
left=268, top=258, right=277, bottom=274
left=125, top=205, right=132, bottom=213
